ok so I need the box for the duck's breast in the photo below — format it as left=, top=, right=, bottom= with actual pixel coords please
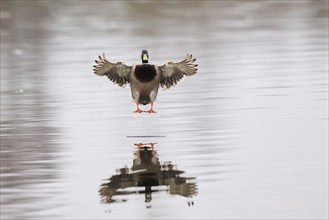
left=134, top=64, right=157, bottom=83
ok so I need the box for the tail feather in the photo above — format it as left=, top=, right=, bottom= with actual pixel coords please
left=138, top=95, right=151, bottom=105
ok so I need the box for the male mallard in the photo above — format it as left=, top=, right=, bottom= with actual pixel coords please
left=93, top=50, right=198, bottom=113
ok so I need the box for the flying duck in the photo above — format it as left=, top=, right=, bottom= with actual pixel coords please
left=93, top=50, right=198, bottom=113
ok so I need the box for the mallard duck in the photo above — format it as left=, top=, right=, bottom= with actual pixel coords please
left=99, top=143, right=197, bottom=204
left=93, top=50, right=198, bottom=113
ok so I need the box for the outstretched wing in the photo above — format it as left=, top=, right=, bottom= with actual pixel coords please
left=158, top=54, right=198, bottom=89
left=93, top=53, right=131, bottom=87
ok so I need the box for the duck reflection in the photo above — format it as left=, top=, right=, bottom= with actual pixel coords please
left=99, top=143, right=197, bottom=206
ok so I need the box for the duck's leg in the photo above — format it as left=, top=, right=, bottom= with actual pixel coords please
left=134, top=143, right=143, bottom=159
left=150, top=142, right=156, bottom=157
left=150, top=143, right=155, bottom=151
left=146, top=102, right=157, bottom=113
left=134, top=102, right=143, bottom=113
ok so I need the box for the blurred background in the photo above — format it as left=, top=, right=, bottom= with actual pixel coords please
left=0, top=0, right=328, bottom=219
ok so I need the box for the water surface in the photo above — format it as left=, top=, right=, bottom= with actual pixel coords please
left=1, top=1, right=328, bottom=219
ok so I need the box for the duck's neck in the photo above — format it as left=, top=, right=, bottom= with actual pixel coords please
left=142, top=60, right=149, bottom=64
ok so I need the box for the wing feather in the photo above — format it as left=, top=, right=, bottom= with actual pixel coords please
left=158, top=54, right=198, bottom=89
left=93, top=53, right=131, bottom=87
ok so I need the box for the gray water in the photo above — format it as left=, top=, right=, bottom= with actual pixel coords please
left=1, top=1, right=328, bottom=219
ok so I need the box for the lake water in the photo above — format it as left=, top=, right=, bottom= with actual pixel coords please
left=1, top=1, right=328, bottom=219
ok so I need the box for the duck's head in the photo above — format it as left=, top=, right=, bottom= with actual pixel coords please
left=141, top=49, right=149, bottom=64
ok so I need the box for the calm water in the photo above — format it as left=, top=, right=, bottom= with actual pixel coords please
left=1, top=1, right=328, bottom=219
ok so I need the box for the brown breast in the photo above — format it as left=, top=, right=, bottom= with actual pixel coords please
left=134, top=64, right=157, bottom=83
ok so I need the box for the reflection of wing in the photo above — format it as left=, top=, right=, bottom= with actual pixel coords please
left=158, top=54, right=198, bottom=89
left=160, top=164, right=197, bottom=198
left=99, top=174, right=134, bottom=203
left=168, top=181, right=198, bottom=198
left=93, top=53, right=131, bottom=87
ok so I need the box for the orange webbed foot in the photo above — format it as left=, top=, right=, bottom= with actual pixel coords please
left=146, top=102, right=157, bottom=113
left=134, top=102, right=143, bottom=113
left=146, top=109, right=157, bottom=114
left=134, top=109, right=143, bottom=113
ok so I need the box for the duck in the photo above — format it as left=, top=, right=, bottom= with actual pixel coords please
left=93, top=50, right=198, bottom=113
